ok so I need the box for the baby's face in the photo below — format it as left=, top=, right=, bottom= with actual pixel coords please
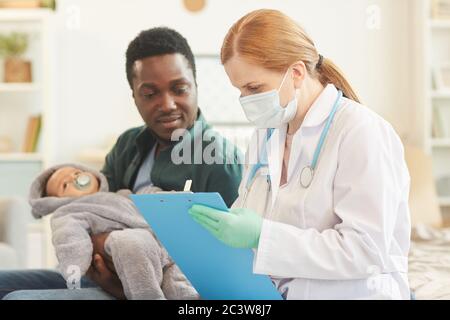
left=46, top=167, right=100, bottom=197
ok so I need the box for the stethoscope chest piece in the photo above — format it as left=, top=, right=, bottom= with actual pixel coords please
left=300, top=166, right=314, bottom=189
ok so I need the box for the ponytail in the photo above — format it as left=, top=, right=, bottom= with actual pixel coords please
left=317, top=58, right=361, bottom=103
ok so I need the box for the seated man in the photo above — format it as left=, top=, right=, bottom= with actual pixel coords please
left=0, top=27, right=242, bottom=300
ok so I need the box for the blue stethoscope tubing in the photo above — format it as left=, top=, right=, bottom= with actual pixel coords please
left=245, top=90, right=343, bottom=193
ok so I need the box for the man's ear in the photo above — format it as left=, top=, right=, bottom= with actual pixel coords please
left=291, top=60, right=307, bottom=89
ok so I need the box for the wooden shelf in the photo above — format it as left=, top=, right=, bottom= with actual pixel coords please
left=0, top=83, right=39, bottom=92
left=0, top=8, right=52, bottom=21
left=0, top=6, right=54, bottom=269
left=0, top=152, right=43, bottom=162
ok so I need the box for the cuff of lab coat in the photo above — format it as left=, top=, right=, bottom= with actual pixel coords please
left=254, top=219, right=279, bottom=276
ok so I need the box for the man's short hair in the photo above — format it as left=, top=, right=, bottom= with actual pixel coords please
left=126, top=27, right=197, bottom=89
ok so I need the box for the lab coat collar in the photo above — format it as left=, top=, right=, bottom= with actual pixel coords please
left=301, top=84, right=340, bottom=128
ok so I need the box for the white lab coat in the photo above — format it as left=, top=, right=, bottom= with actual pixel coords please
left=232, top=84, right=411, bottom=300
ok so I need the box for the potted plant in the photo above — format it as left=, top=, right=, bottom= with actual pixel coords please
left=40, top=0, right=56, bottom=10
left=0, top=32, right=32, bottom=83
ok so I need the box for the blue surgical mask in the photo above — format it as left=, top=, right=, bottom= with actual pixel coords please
left=239, top=69, right=298, bottom=129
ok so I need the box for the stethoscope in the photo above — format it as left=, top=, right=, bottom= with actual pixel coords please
left=244, top=90, right=343, bottom=196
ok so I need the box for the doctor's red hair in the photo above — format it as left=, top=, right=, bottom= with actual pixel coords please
left=221, top=9, right=360, bottom=103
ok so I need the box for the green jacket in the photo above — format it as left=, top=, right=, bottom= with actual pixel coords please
left=101, top=111, right=243, bottom=207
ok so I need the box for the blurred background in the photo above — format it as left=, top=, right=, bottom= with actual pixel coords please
left=0, top=0, right=449, bottom=298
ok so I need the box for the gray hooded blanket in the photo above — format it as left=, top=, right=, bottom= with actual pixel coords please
left=29, top=163, right=199, bottom=300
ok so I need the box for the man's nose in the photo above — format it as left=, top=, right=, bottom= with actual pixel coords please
left=160, top=93, right=177, bottom=112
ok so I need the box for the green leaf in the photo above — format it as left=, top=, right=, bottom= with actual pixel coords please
left=0, top=32, right=29, bottom=58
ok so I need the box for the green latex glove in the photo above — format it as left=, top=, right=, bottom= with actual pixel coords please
left=188, top=205, right=263, bottom=249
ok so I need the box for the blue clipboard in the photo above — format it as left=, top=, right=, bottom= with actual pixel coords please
left=131, top=193, right=282, bottom=300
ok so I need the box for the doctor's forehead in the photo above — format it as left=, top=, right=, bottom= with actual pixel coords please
left=224, top=55, right=277, bottom=88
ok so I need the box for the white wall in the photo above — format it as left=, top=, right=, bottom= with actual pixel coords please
left=51, top=0, right=416, bottom=163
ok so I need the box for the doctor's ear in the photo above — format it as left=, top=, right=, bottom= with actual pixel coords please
left=291, top=61, right=307, bottom=88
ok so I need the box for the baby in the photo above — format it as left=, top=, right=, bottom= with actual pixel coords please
left=45, top=166, right=100, bottom=198
left=29, top=163, right=199, bottom=300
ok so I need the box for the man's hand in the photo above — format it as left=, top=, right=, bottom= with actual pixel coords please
left=87, top=233, right=126, bottom=300
left=91, top=233, right=116, bottom=273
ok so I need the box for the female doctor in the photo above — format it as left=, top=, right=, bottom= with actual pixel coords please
left=189, top=9, right=411, bottom=300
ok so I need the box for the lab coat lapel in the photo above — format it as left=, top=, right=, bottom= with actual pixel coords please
left=267, top=125, right=287, bottom=210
